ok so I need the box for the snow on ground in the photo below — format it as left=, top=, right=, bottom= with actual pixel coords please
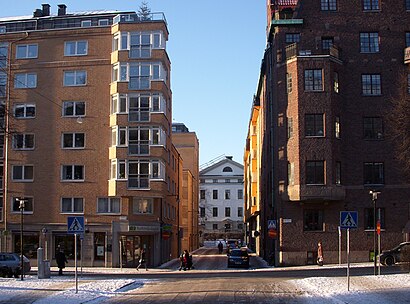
left=289, top=273, right=410, bottom=304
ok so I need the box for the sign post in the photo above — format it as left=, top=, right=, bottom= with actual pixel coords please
left=340, top=211, right=358, bottom=291
left=67, top=216, right=84, bottom=294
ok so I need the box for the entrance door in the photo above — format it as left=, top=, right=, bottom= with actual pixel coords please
left=120, top=236, right=141, bottom=267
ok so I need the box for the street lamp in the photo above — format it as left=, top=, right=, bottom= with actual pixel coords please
left=17, top=198, right=26, bottom=281
left=369, top=191, right=380, bottom=276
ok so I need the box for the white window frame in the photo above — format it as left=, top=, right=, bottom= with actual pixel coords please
left=0, top=26, right=6, bottom=34
left=62, top=101, right=86, bottom=117
left=61, top=197, right=84, bottom=214
left=61, top=165, right=84, bottom=181
left=14, top=73, right=37, bottom=88
left=12, top=133, right=35, bottom=150
left=97, top=197, right=121, bottom=214
left=62, top=132, right=85, bottom=149
left=13, top=104, right=36, bottom=118
left=12, top=165, right=34, bottom=181
left=64, top=41, right=88, bottom=56
left=81, top=20, right=92, bottom=27
left=98, top=19, right=109, bottom=26
left=63, top=70, right=87, bottom=87
left=16, top=44, right=38, bottom=59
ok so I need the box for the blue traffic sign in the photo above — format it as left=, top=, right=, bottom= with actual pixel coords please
left=340, top=211, right=358, bottom=229
left=67, top=216, right=85, bottom=234
left=268, top=220, right=277, bottom=230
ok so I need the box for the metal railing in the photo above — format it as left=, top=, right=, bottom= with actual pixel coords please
left=285, top=43, right=341, bottom=61
left=113, top=13, right=167, bottom=25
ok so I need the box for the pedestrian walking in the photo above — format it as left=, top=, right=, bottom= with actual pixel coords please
left=218, top=241, right=223, bottom=254
left=136, top=248, right=148, bottom=271
left=55, top=247, right=68, bottom=275
left=317, top=241, right=324, bottom=266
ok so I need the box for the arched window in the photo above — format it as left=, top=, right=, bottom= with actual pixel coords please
left=222, top=166, right=233, bottom=172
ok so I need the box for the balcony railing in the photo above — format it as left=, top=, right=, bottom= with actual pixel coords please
left=270, top=0, right=299, bottom=11
left=285, top=43, right=341, bottom=61
left=113, top=13, right=167, bottom=25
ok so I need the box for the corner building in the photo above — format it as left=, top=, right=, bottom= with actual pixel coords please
left=245, top=0, right=410, bottom=265
left=0, top=4, right=180, bottom=267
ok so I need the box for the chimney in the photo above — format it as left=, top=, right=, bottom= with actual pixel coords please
left=42, top=4, right=51, bottom=16
left=58, top=4, right=67, bottom=16
left=33, top=9, right=43, bottom=17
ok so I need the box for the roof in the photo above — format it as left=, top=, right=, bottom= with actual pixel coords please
left=199, top=156, right=244, bottom=176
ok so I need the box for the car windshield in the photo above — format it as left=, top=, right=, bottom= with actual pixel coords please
left=230, top=250, right=247, bottom=257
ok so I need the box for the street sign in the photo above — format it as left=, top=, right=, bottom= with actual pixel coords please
left=67, top=216, right=85, bottom=234
left=268, top=229, right=277, bottom=239
left=267, top=220, right=277, bottom=230
left=340, top=211, right=358, bottom=229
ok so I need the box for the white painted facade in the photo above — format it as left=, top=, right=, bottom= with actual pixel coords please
left=199, top=157, right=244, bottom=242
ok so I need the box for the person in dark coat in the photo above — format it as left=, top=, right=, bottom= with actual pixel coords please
left=55, top=247, right=68, bottom=275
left=218, top=241, right=223, bottom=254
left=137, top=248, right=147, bottom=271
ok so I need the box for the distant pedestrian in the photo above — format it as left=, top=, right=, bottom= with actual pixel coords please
left=218, top=241, right=223, bottom=254
left=317, top=242, right=324, bottom=266
left=137, top=248, right=148, bottom=271
left=55, top=247, right=68, bottom=275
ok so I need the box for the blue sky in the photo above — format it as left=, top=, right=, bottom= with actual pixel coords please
left=1, top=1, right=267, bottom=165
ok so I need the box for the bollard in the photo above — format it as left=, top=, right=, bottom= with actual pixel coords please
left=37, top=247, right=44, bottom=279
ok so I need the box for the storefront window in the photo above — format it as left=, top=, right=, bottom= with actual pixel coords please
left=54, top=234, right=81, bottom=259
left=94, top=232, right=105, bottom=260
left=13, top=232, right=39, bottom=259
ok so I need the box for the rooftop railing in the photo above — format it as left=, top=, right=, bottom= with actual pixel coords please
left=113, top=13, right=167, bottom=25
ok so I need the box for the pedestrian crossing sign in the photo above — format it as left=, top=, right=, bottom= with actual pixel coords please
left=340, top=211, right=358, bottom=229
left=67, top=216, right=85, bottom=234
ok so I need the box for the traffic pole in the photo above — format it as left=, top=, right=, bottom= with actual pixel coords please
left=347, top=228, right=350, bottom=291
left=75, top=233, right=78, bottom=294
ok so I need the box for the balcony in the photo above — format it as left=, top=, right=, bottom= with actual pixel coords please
left=270, top=0, right=299, bottom=12
left=285, top=43, right=341, bottom=61
left=113, top=13, right=167, bottom=25
left=287, top=185, right=346, bottom=202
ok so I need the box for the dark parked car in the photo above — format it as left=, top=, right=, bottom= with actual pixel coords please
left=379, top=242, right=410, bottom=266
left=0, top=253, right=31, bottom=278
left=227, top=248, right=249, bottom=268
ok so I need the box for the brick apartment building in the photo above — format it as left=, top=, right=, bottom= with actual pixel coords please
left=0, top=4, right=182, bottom=267
left=245, top=0, right=410, bottom=266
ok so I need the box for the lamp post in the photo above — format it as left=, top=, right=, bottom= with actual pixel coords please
left=370, top=191, right=380, bottom=276
left=17, top=198, right=26, bottom=281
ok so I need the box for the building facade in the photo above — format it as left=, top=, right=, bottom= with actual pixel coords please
left=245, top=0, right=410, bottom=266
left=199, top=156, right=244, bottom=244
left=0, top=4, right=181, bottom=267
left=172, top=123, right=200, bottom=253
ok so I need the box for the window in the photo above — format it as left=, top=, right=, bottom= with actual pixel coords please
left=200, top=189, right=205, bottom=199
left=304, top=209, right=324, bottom=231
left=406, top=32, right=410, bottom=47
left=12, top=165, right=33, bottom=181
left=62, top=101, right=85, bottom=117
left=288, top=162, right=295, bottom=186
left=213, top=224, right=218, bottom=230
left=64, top=41, right=88, bottom=56
left=360, top=32, right=379, bottom=53
left=0, top=72, right=6, bottom=97
left=407, top=0, right=410, bottom=10
left=213, top=190, right=218, bottom=199
left=336, top=161, right=341, bottom=185
left=213, top=179, right=218, bottom=183
left=363, top=0, right=380, bottom=11
left=364, top=162, right=384, bottom=184
left=286, top=73, right=292, bottom=94
left=98, top=19, right=109, bottom=26
left=304, top=69, right=323, bottom=91
left=225, top=179, right=230, bottom=183
left=12, top=134, right=34, bottom=150
left=61, top=197, right=83, bottom=213
left=12, top=197, right=33, bottom=213
left=287, top=117, right=293, bottom=139
left=321, top=0, right=337, bottom=11
left=333, top=72, right=339, bottom=93
left=129, top=95, right=149, bottom=121
left=130, top=33, right=152, bottom=58
left=238, top=223, right=244, bottom=230
left=200, top=207, right=205, bottom=217
left=306, top=161, right=325, bottom=185
left=16, top=44, right=38, bottom=59
left=110, top=159, right=126, bottom=180
left=133, top=198, right=153, bottom=214
left=362, top=74, right=381, bottom=95
left=222, top=166, right=233, bottom=172
left=285, top=33, right=300, bottom=44
left=0, top=26, right=5, bottom=34
left=62, top=133, right=85, bottom=149
left=64, top=71, right=87, bottom=86
left=225, top=189, right=231, bottom=200
left=212, top=207, right=218, bottom=217
left=81, top=20, right=92, bottom=27
left=322, top=37, right=334, bottom=51
left=237, top=189, right=243, bottom=199
left=14, top=73, right=37, bottom=88
left=0, top=196, right=2, bottom=221
left=97, top=197, right=120, bottom=213
left=363, top=117, right=383, bottom=140
left=225, top=207, right=231, bottom=217
left=128, top=160, right=147, bottom=187
left=335, top=116, right=340, bottom=139
left=305, top=114, right=324, bottom=137
left=237, top=207, right=243, bottom=217
left=61, top=165, right=84, bottom=181
left=14, top=104, right=35, bottom=118
left=364, top=208, right=385, bottom=230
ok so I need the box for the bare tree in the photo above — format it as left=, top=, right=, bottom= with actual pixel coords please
left=388, top=73, right=410, bottom=179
